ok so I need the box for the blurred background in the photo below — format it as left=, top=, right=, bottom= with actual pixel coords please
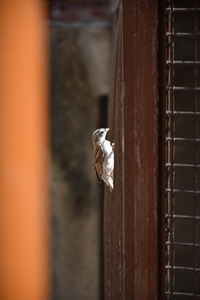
left=0, top=1, right=112, bottom=299
left=49, top=1, right=111, bottom=299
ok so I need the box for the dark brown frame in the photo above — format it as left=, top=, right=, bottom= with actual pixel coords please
left=104, top=0, right=160, bottom=299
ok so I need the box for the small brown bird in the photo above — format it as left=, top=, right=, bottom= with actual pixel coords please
left=92, top=128, right=114, bottom=191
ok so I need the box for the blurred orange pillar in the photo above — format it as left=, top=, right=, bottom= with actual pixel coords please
left=0, top=1, right=49, bottom=300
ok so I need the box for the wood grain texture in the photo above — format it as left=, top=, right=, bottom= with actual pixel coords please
left=105, top=0, right=159, bottom=299
left=104, top=2, right=124, bottom=299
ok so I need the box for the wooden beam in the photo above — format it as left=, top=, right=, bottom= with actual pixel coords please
left=105, top=0, right=159, bottom=299
left=123, top=0, right=159, bottom=298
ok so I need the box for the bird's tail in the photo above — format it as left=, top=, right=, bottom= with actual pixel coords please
left=103, top=176, right=113, bottom=191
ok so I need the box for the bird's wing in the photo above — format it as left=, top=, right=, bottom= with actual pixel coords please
left=94, top=145, right=104, bottom=182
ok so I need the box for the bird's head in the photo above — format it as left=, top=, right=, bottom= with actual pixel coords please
left=92, top=128, right=110, bottom=145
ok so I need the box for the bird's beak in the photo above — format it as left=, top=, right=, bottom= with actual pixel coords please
left=105, top=128, right=110, bottom=132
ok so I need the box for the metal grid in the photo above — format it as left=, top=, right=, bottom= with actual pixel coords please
left=165, top=0, right=200, bottom=298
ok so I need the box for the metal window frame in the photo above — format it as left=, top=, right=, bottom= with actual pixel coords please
left=164, top=0, right=200, bottom=298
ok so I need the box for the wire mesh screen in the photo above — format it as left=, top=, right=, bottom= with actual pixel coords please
left=165, top=0, right=200, bottom=299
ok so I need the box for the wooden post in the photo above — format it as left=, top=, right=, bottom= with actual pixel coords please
left=105, top=0, right=159, bottom=299
left=123, top=0, right=159, bottom=298
left=0, top=1, right=49, bottom=300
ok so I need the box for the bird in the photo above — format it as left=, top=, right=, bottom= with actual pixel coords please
left=92, top=128, right=114, bottom=191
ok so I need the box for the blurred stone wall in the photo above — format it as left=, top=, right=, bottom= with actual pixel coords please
left=50, top=24, right=110, bottom=300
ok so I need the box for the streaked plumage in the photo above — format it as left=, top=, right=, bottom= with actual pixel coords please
left=92, top=128, right=114, bottom=191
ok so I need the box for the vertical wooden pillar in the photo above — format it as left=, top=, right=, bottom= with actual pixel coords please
left=123, top=0, right=159, bottom=299
left=104, top=2, right=125, bottom=299
left=0, top=1, right=49, bottom=300
left=105, top=0, right=159, bottom=299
